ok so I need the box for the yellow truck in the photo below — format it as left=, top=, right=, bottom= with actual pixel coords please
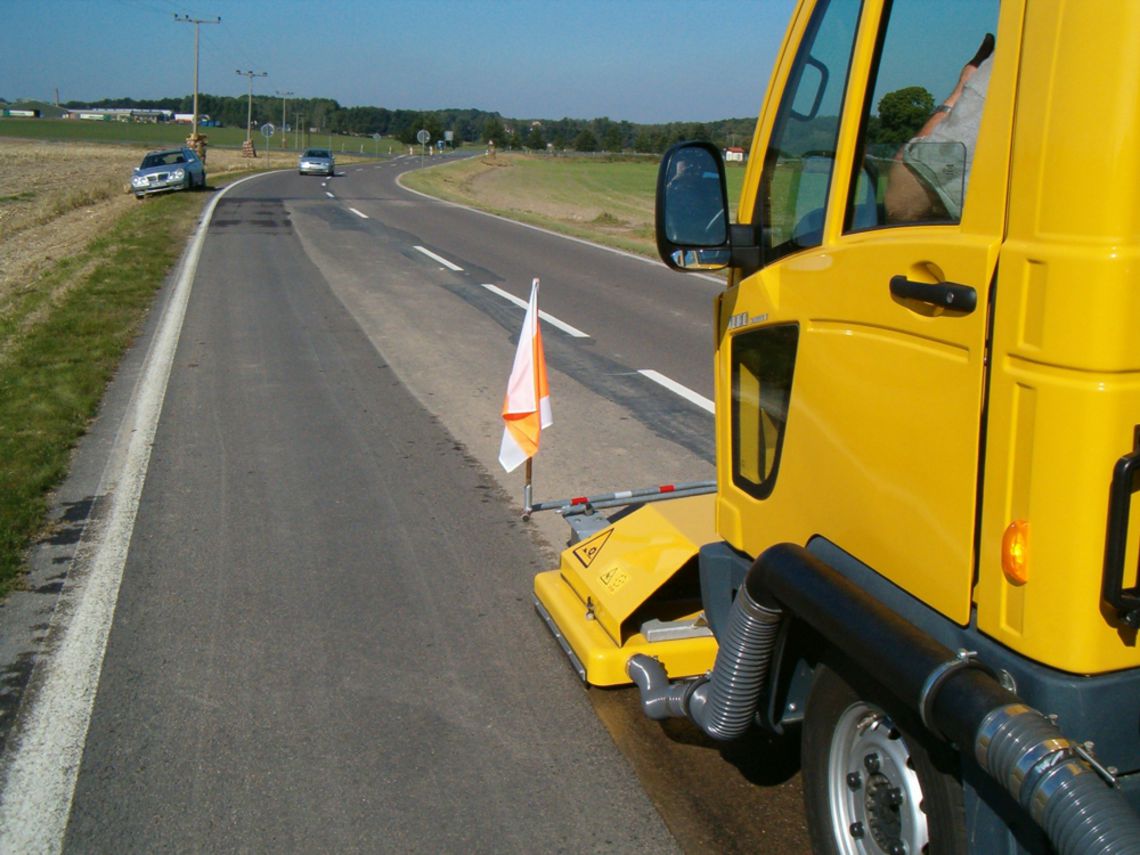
left=534, top=1, right=1140, bottom=852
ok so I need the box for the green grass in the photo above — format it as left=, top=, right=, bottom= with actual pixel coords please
left=0, top=186, right=220, bottom=596
left=0, top=117, right=397, bottom=156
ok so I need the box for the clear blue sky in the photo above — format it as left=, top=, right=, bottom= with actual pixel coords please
left=2, top=0, right=798, bottom=124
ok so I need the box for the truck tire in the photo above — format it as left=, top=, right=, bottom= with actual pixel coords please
left=802, top=661, right=966, bottom=855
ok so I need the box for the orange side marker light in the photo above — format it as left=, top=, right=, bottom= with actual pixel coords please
left=1002, top=519, right=1030, bottom=584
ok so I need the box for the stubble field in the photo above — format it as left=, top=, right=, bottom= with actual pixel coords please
left=0, top=139, right=257, bottom=326
left=0, top=138, right=271, bottom=592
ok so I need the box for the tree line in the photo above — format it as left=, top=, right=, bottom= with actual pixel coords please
left=65, top=94, right=756, bottom=154
left=62, top=84, right=931, bottom=154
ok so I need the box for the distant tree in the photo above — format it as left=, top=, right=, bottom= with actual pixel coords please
left=679, top=122, right=711, bottom=143
left=423, top=112, right=444, bottom=146
left=546, top=127, right=568, bottom=150
left=482, top=116, right=507, bottom=147
left=391, top=110, right=423, bottom=144
left=602, top=125, right=624, bottom=152
left=634, top=129, right=669, bottom=153
left=573, top=128, right=598, bottom=152
left=875, top=86, right=934, bottom=146
left=525, top=124, right=546, bottom=150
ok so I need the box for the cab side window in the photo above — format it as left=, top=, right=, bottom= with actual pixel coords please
left=846, top=0, right=999, bottom=231
left=755, top=0, right=862, bottom=267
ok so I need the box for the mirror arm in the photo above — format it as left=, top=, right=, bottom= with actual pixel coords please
left=729, top=223, right=761, bottom=276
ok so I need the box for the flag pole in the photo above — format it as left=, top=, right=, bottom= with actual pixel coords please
left=523, top=458, right=534, bottom=520
left=498, top=276, right=550, bottom=520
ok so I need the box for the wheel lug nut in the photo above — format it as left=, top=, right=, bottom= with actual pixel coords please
left=849, top=821, right=865, bottom=839
left=864, top=752, right=881, bottom=773
left=889, top=845, right=906, bottom=855
left=847, top=772, right=862, bottom=790
left=887, top=786, right=903, bottom=806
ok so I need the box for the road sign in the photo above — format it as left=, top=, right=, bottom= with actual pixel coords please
left=372, top=133, right=382, bottom=141
left=261, top=123, right=275, bottom=136
left=416, top=129, right=430, bottom=145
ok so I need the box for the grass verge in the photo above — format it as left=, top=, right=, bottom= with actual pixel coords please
left=0, top=188, right=214, bottom=596
left=401, top=153, right=748, bottom=258
left=403, top=154, right=658, bottom=256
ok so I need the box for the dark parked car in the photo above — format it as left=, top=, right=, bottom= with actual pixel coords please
left=130, top=147, right=206, bottom=198
left=298, top=148, right=335, bottom=176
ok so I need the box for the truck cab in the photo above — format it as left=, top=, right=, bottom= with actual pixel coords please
left=536, top=1, right=1140, bottom=852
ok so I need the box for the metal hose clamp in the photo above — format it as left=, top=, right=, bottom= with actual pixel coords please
left=919, top=648, right=986, bottom=739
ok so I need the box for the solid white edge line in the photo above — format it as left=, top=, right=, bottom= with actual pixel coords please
left=413, top=245, right=463, bottom=271
left=349, top=207, right=368, bottom=219
left=638, top=369, right=715, bottom=414
left=480, top=284, right=590, bottom=338
left=0, top=172, right=270, bottom=854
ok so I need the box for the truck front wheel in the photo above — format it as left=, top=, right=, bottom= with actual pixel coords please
left=802, top=662, right=966, bottom=855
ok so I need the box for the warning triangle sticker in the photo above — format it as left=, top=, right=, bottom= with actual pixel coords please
left=573, top=529, right=613, bottom=568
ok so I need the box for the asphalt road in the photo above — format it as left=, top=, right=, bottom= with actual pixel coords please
left=0, top=155, right=809, bottom=852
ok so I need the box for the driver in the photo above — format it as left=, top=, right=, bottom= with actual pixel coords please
left=885, top=34, right=995, bottom=223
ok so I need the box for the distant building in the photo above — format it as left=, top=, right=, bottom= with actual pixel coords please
left=725, top=146, right=746, bottom=163
left=65, top=108, right=174, bottom=123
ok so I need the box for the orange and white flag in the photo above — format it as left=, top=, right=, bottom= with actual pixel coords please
left=499, top=278, right=552, bottom=473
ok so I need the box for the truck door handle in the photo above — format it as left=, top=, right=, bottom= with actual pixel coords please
left=890, top=275, right=977, bottom=314
left=1104, top=427, right=1140, bottom=628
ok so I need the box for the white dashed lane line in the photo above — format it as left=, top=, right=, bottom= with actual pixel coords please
left=354, top=233, right=710, bottom=416
left=480, top=283, right=589, bottom=339
left=414, top=245, right=464, bottom=271
left=325, top=191, right=335, bottom=199
left=349, top=208, right=368, bottom=219
left=389, top=240, right=710, bottom=414
left=477, top=283, right=711, bottom=414
left=637, top=370, right=715, bottom=414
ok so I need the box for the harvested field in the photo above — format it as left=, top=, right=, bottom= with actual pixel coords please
left=0, top=139, right=281, bottom=592
left=0, top=139, right=257, bottom=324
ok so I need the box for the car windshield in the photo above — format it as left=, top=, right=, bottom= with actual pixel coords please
left=140, top=152, right=182, bottom=168
left=303, top=149, right=330, bottom=158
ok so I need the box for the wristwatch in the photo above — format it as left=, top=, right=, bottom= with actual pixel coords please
left=933, top=104, right=953, bottom=115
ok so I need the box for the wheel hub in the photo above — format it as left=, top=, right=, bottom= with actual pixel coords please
left=828, top=702, right=929, bottom=855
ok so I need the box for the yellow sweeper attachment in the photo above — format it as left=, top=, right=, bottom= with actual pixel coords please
left=533, top=494, right=719, bottom=686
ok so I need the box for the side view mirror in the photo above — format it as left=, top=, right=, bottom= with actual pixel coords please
left=655, top=141, right=732, bottom=272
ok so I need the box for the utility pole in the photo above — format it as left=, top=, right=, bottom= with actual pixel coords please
left=276, top=90, right=293, bottom=149
left=174, top=13, right=220, bottom=158
left=236, top=69, right=268, bottom=156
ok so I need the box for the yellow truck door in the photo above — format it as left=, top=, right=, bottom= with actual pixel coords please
left=720, top=0, right=1018, bottom=623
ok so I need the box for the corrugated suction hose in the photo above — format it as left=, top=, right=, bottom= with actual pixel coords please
left=627, top=569, right=782, bottom=740
left=975, top=703, right=1140, bottom=854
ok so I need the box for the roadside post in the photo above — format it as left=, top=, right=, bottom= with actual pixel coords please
left=261, top=123, right=275, bottom=165
left=417, top=128, right=430, bottom=167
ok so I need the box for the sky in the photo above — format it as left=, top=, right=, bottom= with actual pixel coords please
left=2, top=0, right=800, bottom=125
